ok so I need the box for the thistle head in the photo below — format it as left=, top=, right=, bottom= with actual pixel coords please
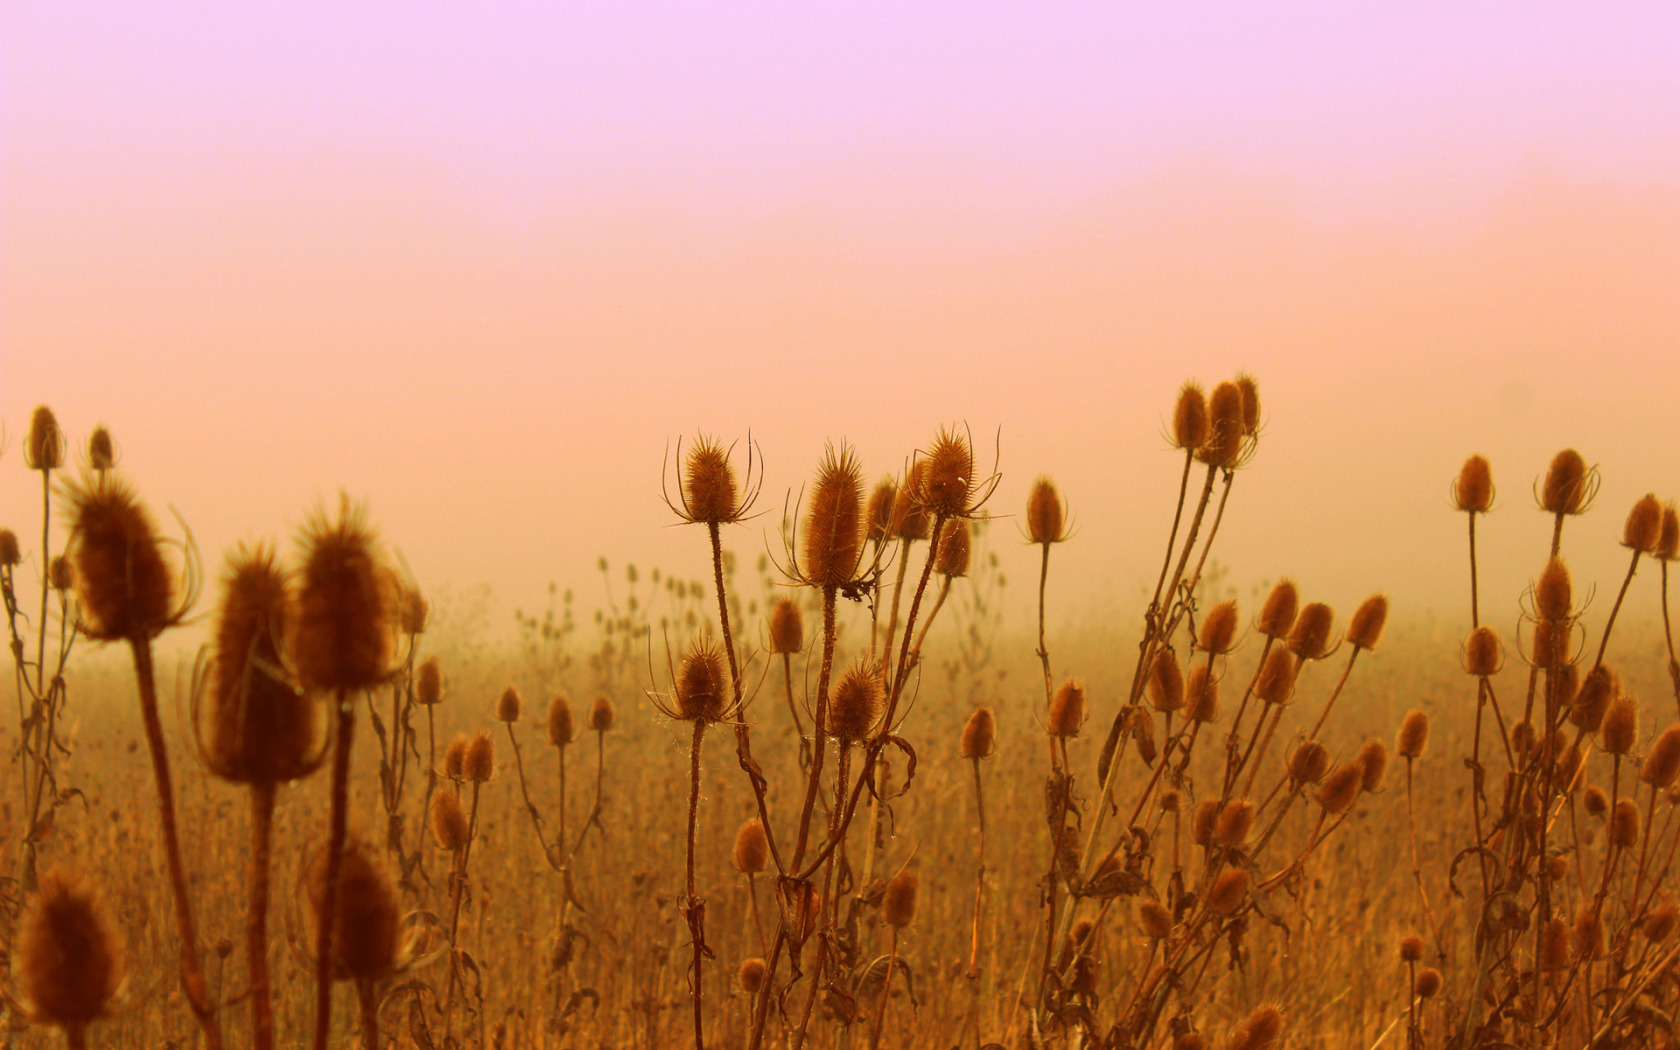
left=1397, top=709, right=1429, bottom=759
left=0, top=530, right=19, bottom=568
left=882, top=867, right=920, bottom=927
left=1624, top=493, right=1664, bottom=554
left=1146, top=648, right=1185, bottom=713
left=1463, top=626, right=1503, bottom=677
left=431, top=790, right=471, bottom=850
left=1198, top=600, right=1240, bottom=655
left=866, top=478, right=897, bottom=544
left=415, top=657, right=444, bottom=706
left=890, top=462, right=932, bottom=541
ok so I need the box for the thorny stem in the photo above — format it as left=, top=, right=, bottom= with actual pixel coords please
left=1593, top=547, right=1643, bottom=671
left=248, top=781, right=277, bottom=1050
left=315, top=688, right=356, bottom=1050
left=1664, top=562, right=1680, bottom=719
left=968, top=756, right=987, bottom=979
left=684, top=719, right=708, bottom=1050
left=356, top=977, right=379, bottom=1050
left=1307, top=646, right=1363, bottom=740
left=1035, top=541, right=1054, bottom=708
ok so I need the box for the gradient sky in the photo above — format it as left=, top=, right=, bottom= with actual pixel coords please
left=3, top=4, right=1679, bottom=648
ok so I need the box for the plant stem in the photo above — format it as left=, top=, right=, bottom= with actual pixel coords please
left=249, top=781, right=277, bottom=1050
left=315, top=688, right=355, bottom=1050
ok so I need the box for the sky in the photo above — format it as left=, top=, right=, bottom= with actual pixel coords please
left=3, top=3, right=1679, bottom=649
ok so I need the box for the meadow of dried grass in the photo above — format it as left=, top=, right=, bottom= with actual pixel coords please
left=2, top=382, right=1679, bottom=1050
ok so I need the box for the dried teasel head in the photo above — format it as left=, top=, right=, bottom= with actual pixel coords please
left=48, top=556, right=72, bottom=592
left=921, top=425, right=977, bottom=518
left=1257, top=579, right=1298, bottom=639
left=1254, top=647, right=1296, bottom=705
left=1602, top=697, right=1638, bottom=756
left=415, top=657, right=443, bottom=706
left=1288, top=740, right=1330, bottom=784
left=1645, top=901, right=1679, bottom=943
left=1569, top=667, right=1616, bottom=732
left=1463, top=626, right=1503, bottom=677
left=1139, top=901, right=1173, bottom=940
left=1454, top=454, right=1494, bottom=514
left=307, top=836, right=403, bottom=981
left=1146, top=649, right=1185, bottom=712
left=292, top=497, right=393, bottom=693
left=496, top=685, right=522, bottom=724
left=205, top=543, right=317, bottom=785
left=672, top=637, right=731, bottom=724
left=890, top=462, right=932, bottom=541
left=431, top=790, right=470, bottom=851
left=1213, top=798, right=1255, bottom=848
left=444, top=733, right=468, bottom=780
left=866, top=478, right=897, bottom=545
left=1205, top=868, right=1249, bottom=915
left=1399, top=935, right=1424, bottom=962
left=1584, top=785, right=1609, bottom=819
left=1644, top=725, right=1680, bottom=788
left=738, top=958, right=767, bottom=994
left=1539, top=449, right=1595, bottom=515
left=678, top=434, right=744, bottom=526
left=799, top=443, right=867, bottom=588
left=396, top=582, right=429, bottom=636
left=1197, top=382, right=1246, bottom=469
left=1198, top=600, right=1239, bottom=655
left=1414, top=967, right=1443, bottom=998
left=1573, top=908, right=1605, bottom=961
left=16, top=868, right=124, bottom=1029
left=1316, top=760, right=1364, bottom=815
left=464, top=731, right=496, bottom=782
left=547, top=695, right=575, bottom=747
left=1235, top=373, right=1261, bottom=436
left=826, top=660, right=884, bottom=743
left=1171, top=382, right=1209, bottom=451
left=1624, top=493, right=1664, bottom=554
left=768, top=597, right=803, bottom=654
left=1538, top=918, right=1570, bottom=971
left=1174, top=1035, right=1207, bottom=1050
left=1657, top=503, right=1680, bottom=562
left=86, top=426, right=115, bottom=472
left=935, top=518, right=971, bottom=578
left=733, top=819, right=769, bottom=874
left=1611, top=798, right=1642, bottom=847
left=882, top=867, right=919, bottom=927
left=1186, top=667, right=1219, bottom=723
left=1534, top=557, right=1573, bottom=622
left=1287, top=602, right=1335, bottom=660
left=589, top=694, right=616, bottom=731
left=24, top=406, right=64, bottom=472
left=1026, top=476, right=1067, bottom=544
left=1357, top=741, right=1388, bottom=792
left=1346, top=595, right=1387, bottom=651
left=961, top=707, right=996, bottom=759
left=1047, top=680, right=1085, bottom=738
left=1191, top=799, right=1220, bottom=845
left=1397, top=709, right=1429, bottom=760
left=0, top=529, right=19, bottom=568
left=1227, top=1003, right=1284, bottom=1050
left=62, top=472, right=183, bottom=642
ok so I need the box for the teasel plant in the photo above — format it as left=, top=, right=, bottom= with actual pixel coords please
left=959, top=706, right=996, bottom=1043
left=368, top=574, right=430, bottom=890
left=290, top=496, right=395, bottom=1050
left=61, top=467, right=222, bottom=1049
left=12, top=868, right=125, bottom=1050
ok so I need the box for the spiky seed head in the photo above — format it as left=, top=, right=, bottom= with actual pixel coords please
left=1346, top=595, right=1387, bottom=650
left=497, top=685, right=522, bottom=723
left=24, top=406, right=64, bottom=471
left=444, top=733, right=468, bottom=779
left=48, top=556, right=72, bottom=592
left=826, top=661, right=883, bottom=743
left=1356, top=741, right=1388, bottom=792
left=1454, top=455, right=1494, bottom=513
left=674, top=638, right=730, bottom=723
left=1187, top=667, right=1219, bottom=723
left=1254, top=648, right=1296, bottom=705
left=1205, top=868, right=1249, bottom=915
left=590, top=694, right=616, bottom=731
left=1414, top=967, right=1442, bottom=999
left=1234, top=373, right=1261, bottom=435
left=1174, top=1035, right=1207, bottom=1050
left=1171, top=382, right=1209, bottom=451
left=1573, top=909, right=1604, bottom=960
left=431, top=790, right=471, bottom=850
left=1026, top=476, right=1067, bottom=544
left=1213, top=798, right=1255, bottom=848
left=1645, top=901, right=1679, bottom=943
left=1047, top=680, right=1085, bottom=738
left=1139, top=901, right=1173, bottom=940
left=921, top=426, right=975, bottom=518
left=16, top=869, right=123, bottom=1028
left=1316, top=760, right=1364, bottom=815
left=1547, top=854, right=1569, bottom=882
left=292, top=498, right=392, bottom=692
left=308, top=836, right=401, bottom=981
left=1584, top=785, right=1609, bottom=818
left=1198, top=600, right=1239, bottom=655
left=738, top=958, right=767, bottom=994
left=1146, top=649, right=1185, bottom=712
left=1538, top=918, right=1570, bottom=971
left=1644, top=726, right=1680, bottom=787
left=86, top=426, right=115, bottom=471
left=800, top=444, right=866, bottom=588
left=890, top=462, right=932, bottom=541
left=1658, top=504, right=1680, bottom=562
left=1158, top=788, right=1181, bottom=813
left=1227, top=1003, right=1284, bottom=1050
left=1570, top=667, right=1616, bottom=732
left=1510, top=720, right=1537, bottom=758
left=882, top=867, right=919, bottom=927
left=935, top=518, right=971, bottom=578
left=960, top=707, right=995, bottom=759
left=1287, top=602, right=1335, bottom=660
left=1602, top=697, right=1638, bottom=755
left=1464, top=626, right=1503, bottom=677
left=62, top=473, right=176, bottom=641
left=547, top=695, right=575, bottom=747
left=415, top=658, right=443, bottom=706
left=1624, top=493, right=1663, bottom=553
left=1535, top=558, right=1573, bottom=621
left=768, top=597, right=803, bottom=654
left=1611, top=799, right=1641, bottom=848
left=866, top=478, right=897, bottom=544
left=397, top=584, right=429, bottom=636
left=1257, top=579, right=1298, bottom=639
left=0, top=530, right=18, bottom=567
left=733, top=819, right=770, bottom=874
left=1197, top=382, right=1245, bottom=468
left=1399, top=935, right=1423, bottom=962
left=680, top=435, right=741, bottom=525
left=1531, top=618, right=1569, bottom=670
left=1397, top=709, right=1429, bottom=759
left=1540, top=449, right=1592, bottom=514
left=1191, top=799, right=1220, bottom=845
left=207, top=544, right=317, bottom=785
left=1555, top=744, right=1584, bottom=790
left=464, top=731, right=495, bottom=782
left=1288, top=740, right=1330, bottom=784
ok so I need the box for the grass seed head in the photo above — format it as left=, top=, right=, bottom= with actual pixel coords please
left=882, top=867, right=919, bottom=927
left=1540, top=449, right=1593, bottom=514
left=1397, top=709, right=1429, bottom=759
left=1257, top=579, right=1298, bottom=639
left=961, top=707, right=996, bottom=759
left=1346, top=594, right=1388, bottom=650
left=1027, top=476, right=1067, bottom=544
left=497, top=685, right=522, bottom=723
left=733, top=818, right=770, bottom=874
left=674, top=637, right=730, bottom=723
left=431, top=790, right=471, bottom=850
left=416, top=657, right=444, bottom=706
left=293, top=497, right=392, bottom=692
left=1287, top=602, right=1335, bottom=660
left=921, top=426, right=975, bottom=518
left=1464, top=626, right=1503, bottom=677
left=935, top=517, right=971, bottom=577
left=1624, top=493, right=1664, bottom=553
left=16, top=869, right=123, bottom=1029
left=1454, top=454, right=1494, bottom=513
left=547, top=695, right=576, bottom=747
left=768, top=597, right=804, bottom=654
left=1198, top=599, right=1239, bottom=655
left=826, top=661, right=884, bottom=743
left=800, top=443, right=866, bottom=588
left=1048, top=680, right=1085, bottom=737
left=25, top=405, right=64, bottom=471
left=63, top=472, right=176, bottom=641
left=1171, top=382, right=1209, bottom=451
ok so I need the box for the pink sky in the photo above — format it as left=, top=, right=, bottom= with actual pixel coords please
left=3, top=4, right=1679, bottom=647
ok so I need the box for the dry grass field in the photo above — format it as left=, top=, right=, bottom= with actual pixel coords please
left=3, top=381, right=1679, bottom=1050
